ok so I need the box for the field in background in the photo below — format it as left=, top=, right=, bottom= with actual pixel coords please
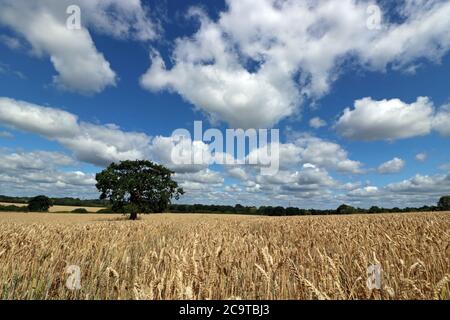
left=0, top=212, right=448, bottom=300
left=0, top=202, right=105, bottom=213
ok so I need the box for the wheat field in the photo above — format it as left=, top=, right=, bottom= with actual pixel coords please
left=0, top=212, right=448, bottom=300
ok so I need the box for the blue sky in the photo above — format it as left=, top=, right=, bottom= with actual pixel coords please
left=0, top=0, right=450, bottom=208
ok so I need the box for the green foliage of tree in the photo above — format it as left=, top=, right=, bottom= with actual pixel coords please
left=272, top=206, right=286, bottom=216
left=28, top=195, right=53, bottom=212
left=286, top=207, right=300, bottom=216
left=234, top=204, right=245, bottom=214
left=438, top=196, right=450, bottom=210
left=95, top=160, right=184, bottom=220
left=336, top=204, right=357, bottom=215
left=368, top=206, right=382, bottom=213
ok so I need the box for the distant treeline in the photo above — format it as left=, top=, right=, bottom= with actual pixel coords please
left=1, top=195, right=449, bottom=216
left=0, top=195, right=108, bottom=207
left=0, top=204, right=112, bottom=213
left=166, top=203, right=446, bottom=216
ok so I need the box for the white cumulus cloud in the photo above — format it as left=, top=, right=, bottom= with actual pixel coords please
left=0, top=97, right=214, bottom=173
left=0, top=97, right=152, bottom=167
left=0, top=0, right=157, bottom=94
left=335, top=97, right=434, bottom=140
left=378, top=157, right=405, bottom=174
left=141, top=0, right=450, bottom=128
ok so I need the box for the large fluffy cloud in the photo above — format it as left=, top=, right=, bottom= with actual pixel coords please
left=340, top=171, right=450, bottom=208
left=360, top=0, right=450, bottom=70
left=0, top=98, right=79, bottom=137
left=174, top=169, right=224, bottom=193
left=0, top=150, right=97, bottom=197
left=0, top=97, right=215, bottom=173
left=293, top=136, right=364, bottom=173
left=336, top=97, right=450, bottom=140
left=386, top=173, right=450, bottom=195
left=141, top=0, right=450, bottom=128
left=0, top=97, right=152, bottom=166
left=335, top=97, right=434, bottom=140
left=150, top=136, right=211, bottom=173
left=245, top=134, right=364, bottom=174
left=257, top=165, right=336, bottom=191
left=347, top=186, right=380, bottom=198
left=0, top=150, right=74, bottom=171
left=141, top=47, right=299, bottom=129
left=0, top=0, right=156, bottom=94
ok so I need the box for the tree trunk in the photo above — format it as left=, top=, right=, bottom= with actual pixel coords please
left=130, top=212, right=138, bottom=220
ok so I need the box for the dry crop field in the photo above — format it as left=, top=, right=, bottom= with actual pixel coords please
left=0, top=212, right=448, bottom=300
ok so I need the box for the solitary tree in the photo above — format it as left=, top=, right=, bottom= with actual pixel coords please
left=28, top=195, right=53, bottom=212
left=438, top=196, right=450, bottom=211
left=95, top=160, right=184, bottom=220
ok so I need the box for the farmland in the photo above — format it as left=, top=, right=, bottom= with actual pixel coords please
left=0, top=212, right=448, bottom=300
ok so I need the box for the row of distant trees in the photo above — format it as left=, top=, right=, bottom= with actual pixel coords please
left=2, top=196, right=449, bottom=216
left=167, top=197, right=450, bottom=216
left=0, top=195, right=53, bottom=212
left=0, top=194, right=107, bottom=207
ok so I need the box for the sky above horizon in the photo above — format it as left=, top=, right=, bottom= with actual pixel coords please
left=0, top=0, right=450, bottom=209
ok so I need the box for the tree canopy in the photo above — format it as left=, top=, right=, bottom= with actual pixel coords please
left=95, top=160, right=184, bottom=220
left=28, top=195, right=53, bottom=212
left=438, top=196, right=450, bottom=210
left=336, top=204, right=357, bottom=215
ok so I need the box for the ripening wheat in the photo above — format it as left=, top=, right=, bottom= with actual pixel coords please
left=0, top=212, right=448, bottom=300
